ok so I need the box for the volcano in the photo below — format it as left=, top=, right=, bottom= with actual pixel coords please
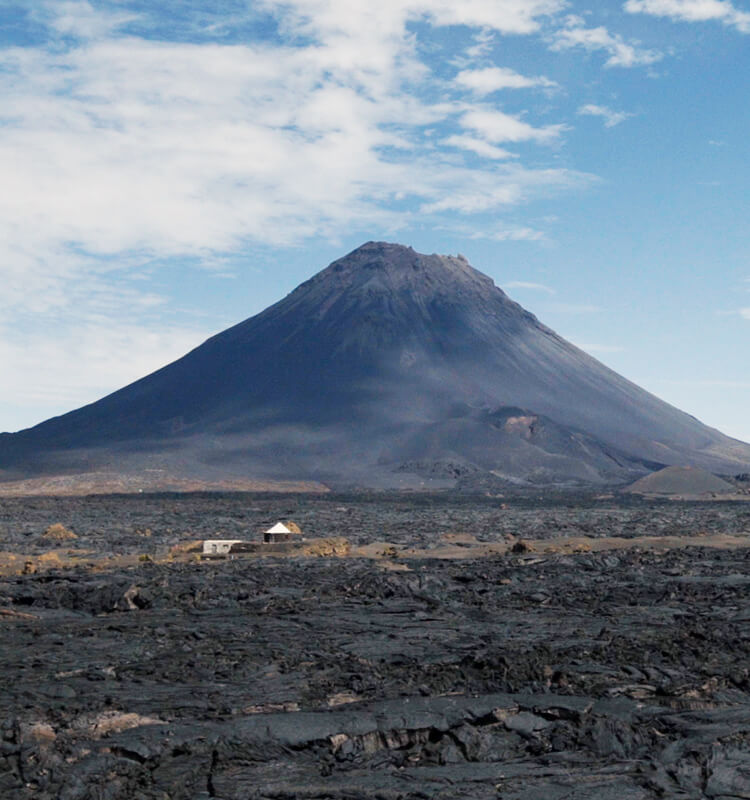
left=2, top=242, right=749, bottom=489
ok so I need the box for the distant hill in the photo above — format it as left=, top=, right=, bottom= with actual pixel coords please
left=2, top=242, right=749, bottom=490
left=624, top=466, right=736, bottom=496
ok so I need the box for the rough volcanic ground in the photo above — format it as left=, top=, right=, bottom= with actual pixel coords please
left=2, top=493, right=750, bottom=798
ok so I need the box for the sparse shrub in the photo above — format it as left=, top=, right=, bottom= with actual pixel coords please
left=42, top=523, right=77, bottom=541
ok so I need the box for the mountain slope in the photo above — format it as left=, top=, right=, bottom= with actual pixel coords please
left=2, top=242, right=748, bottom=487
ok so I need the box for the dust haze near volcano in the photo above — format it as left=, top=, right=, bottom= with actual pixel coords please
left=1, top=242, right=748, bottom=489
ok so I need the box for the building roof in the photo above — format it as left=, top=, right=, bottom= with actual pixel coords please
left=266, top=522, right=292, bottom=534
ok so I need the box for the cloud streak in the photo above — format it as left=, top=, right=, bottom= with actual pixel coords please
left=575, top=343, right=626, bottom=353
left=455, top=67, right=557, bottom=94
left=460, top=109, right=565, bottom=144
left=577, top=103, right=634, bottom=127
left=624, top=0, right=750, bottom=33
left=552, top=16, right=663, bottom=67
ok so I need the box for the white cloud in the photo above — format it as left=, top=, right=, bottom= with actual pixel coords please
left=438, top=221, right=547, bottom=241
left=460, top=109, right=565, bottom=143
left=552, top=19, right=663, bottom=67
left=480, top=228, right=546, bottom=241
left=443, top=134, right=516, bottom=159
left=577, top=103, right=634, bottom=127
left=624, top=0, right=750, bottom=32
left=34, top=0, right=138, bottom=39
left=420, top=0, right=566, bottom=32
left=505, top=281, right=556, bottom=292
left=465, top=29, right=496, bottom=59
left=420, top=164, right=590, bottom=213
left=266, top=0, right=567, bottom=39
left=455, top=66, right=557, bottom=94
left=740, top=308, right=750, bottom=319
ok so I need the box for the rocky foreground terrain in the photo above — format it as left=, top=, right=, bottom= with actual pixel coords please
left=2, top=492, right=750, bottom=798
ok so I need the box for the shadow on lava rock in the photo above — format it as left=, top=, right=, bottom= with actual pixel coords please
left=2, top=492, right=750, bottom=798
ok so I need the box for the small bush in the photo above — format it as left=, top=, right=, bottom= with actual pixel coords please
left=42, top=523, right=77, bottom=541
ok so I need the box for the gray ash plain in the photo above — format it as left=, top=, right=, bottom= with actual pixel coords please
left=3, top=492, right=750, bottom=799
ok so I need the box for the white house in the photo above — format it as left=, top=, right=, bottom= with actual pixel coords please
left=202, top=539, right=244, bottom=555
left=264, top=522, right=301, bottom=543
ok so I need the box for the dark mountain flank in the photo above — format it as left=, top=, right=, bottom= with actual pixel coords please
left=2, top=242, right=749, bottom=488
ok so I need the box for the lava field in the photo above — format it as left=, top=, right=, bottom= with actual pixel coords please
left=2, top=492, right=750, bottom=798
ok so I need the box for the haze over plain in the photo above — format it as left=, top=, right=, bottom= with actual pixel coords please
left=1, top=0, right=748, bottom=441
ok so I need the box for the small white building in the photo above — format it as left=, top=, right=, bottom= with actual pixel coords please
left=203, top=539, right=244, bottom=555
left=264, top=522, right=301, bottom=543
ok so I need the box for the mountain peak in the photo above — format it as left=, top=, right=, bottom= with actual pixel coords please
left=2, top=242, right=749, bottom=488
left=306, top=241, right=498, bottom=302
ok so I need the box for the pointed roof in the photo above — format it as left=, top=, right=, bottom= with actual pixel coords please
left=266, top=522, right=291, bottom=534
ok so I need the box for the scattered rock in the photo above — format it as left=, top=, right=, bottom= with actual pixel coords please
left=2, top=493, right=750, bottom=798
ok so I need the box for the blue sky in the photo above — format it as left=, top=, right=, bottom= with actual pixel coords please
left=1, top=0, right=748, bottom=443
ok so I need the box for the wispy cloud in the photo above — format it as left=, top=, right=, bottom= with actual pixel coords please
left=443, top=135, right=516, bottom=160
left=578, top=103, right=634, bottom=127
left=455, top=67, right=556, bottom=95
left=504, top=281, right=556, bottom=293
left=420, top=164, right=591, bottom=213
left=624, top=0, right=750, bottom=33
left=460, top=109, right=565, bottom=144
left=441, top=222, right=547, bottom=242
left=269, top=0, right=568, bottom=38
left=740, top=308, right=750, bottom=320
left=464, top=29, right=496, bottom=60
left=32, top=0, right=139, bottom=39
left=552, top=16, right=663, bottom=67
left=575, top=342, right=626, bottom=353
left=485, top=228, right=546, bottom=241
